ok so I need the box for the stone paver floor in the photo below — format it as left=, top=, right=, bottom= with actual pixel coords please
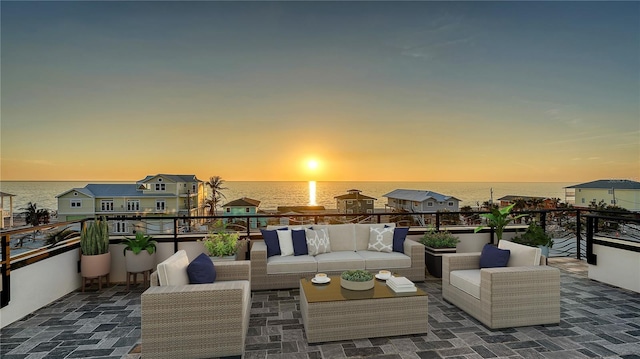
left=1, top=258, right=640, bottom=358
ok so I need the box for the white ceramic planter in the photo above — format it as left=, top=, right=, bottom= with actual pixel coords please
left=340, top=277, right=374, bottom=291
left=125, top=251, right=156, bottom=273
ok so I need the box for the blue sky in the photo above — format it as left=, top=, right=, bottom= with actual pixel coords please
left=1, top=1, right=638, bottom=181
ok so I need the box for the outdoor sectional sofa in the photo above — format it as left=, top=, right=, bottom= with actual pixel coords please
left=250, top=223, right=425, bottom=290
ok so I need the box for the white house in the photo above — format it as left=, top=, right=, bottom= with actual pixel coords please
left=383, top=189, right=461, bottom=213
left=565, top=179, right=640, bottom=212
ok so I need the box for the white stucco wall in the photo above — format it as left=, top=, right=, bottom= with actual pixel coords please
left=589, top=240, right=640, bottom=293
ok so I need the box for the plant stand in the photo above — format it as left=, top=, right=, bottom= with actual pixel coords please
left=82, top=274, right=109, bottom=292
left=425, top=247, right=457, bottom=278
left=126, top=270, right=151, bottom=290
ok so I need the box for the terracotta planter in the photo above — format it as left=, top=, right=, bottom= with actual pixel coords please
left=340, top=278, right=374, bottom=291
left=81, top=252, right=111, bottom=279
left=125, top=251, right=156, bottom=273
left=425, top=247, right=457, bottom=278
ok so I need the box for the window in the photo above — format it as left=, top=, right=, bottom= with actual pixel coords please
left=192, top=184, right=197, bottom=193
left=114, top=221, right=127, bottom=233
left=71, top=200, right=81, bottom=208
left=155, top=183, right=166, bottom=191
left=346, top=209, right=353, bottom=214
left=448, top=201, right=454, bottom=207
left=101, top=200, right=114, bottom=211
left=608, top=189, right=614, bottom=194
left=156, top=200, right=166, bottom=211
left=414, top=201, right=419, bottom=207
left=611, top=200, right=615, bottom=204
left=366, top=200, right=373, bottom=204
left=581, top=198, right=585, bottom=204
left=427, top=201, right=434, bottom=207
left=226, top=208, right=230, bottom=213
left=245, top=208, right=250, bottom=213
left=347, top=200, right=353, bottom=204
left=366, top=209, right=372, bottom=214
left=127, top=200, right=140, bottom=211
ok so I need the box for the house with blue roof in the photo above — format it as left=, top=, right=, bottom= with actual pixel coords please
left=565, top=179, right=640, bottom=212
left=56, top=174, right=206, bottom=234
left=383, top=189, right=460, bottom=213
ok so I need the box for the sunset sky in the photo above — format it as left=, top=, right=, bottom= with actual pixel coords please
left=1, top=1, right=638, bottom=182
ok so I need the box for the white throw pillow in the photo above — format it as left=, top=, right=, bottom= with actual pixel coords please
left=305, top=228, right=331, bottom=256
left=368, top=226, right=394, bottom=253
left=157, top=250, right=190, bottom=286
left=277, top=229, right=295, bottom=256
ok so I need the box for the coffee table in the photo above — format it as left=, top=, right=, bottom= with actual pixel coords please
left=299, top=275, right=428, bottom=343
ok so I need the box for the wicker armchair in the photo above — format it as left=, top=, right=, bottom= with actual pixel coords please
left=142, top=259, right=251, bottom=359
left=442, top=243, right=560, bottom=329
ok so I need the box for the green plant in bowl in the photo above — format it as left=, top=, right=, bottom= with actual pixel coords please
left=341, top=269, right=374, bottom=282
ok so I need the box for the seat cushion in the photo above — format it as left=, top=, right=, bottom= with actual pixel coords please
left=157, top=250, right=190, bottom=286
left=315, top=251, right=365, bottom=272
left=479, top=244, right=510, bottom=268
left=450, top=269, right=481, bottom=299
left=267, top=255, right=318, bottom=274
left=498, top=240, right=541, bottom=267
left=187, top=253, right=216, bottom=284
left=357, top=250, right=411, bottom=270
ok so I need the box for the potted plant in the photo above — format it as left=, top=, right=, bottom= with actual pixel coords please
left=340, top=270, right=374, bottom=291
left=122, top=231, right=157, bottom=273
left=512, top=223, right=554, bottom=258
left=474, top=203, right=528, bottom=242
left=419, top=226, right=459, bottom=278
left=80, top=217, right=111, bottom=290
left=200, top=223, right=240, bottom=261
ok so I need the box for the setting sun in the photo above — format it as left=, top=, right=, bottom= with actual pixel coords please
left=307, top=159, right=319, bottom=170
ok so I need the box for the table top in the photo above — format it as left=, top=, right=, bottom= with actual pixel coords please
left=300, top=275, right=427, bottom=303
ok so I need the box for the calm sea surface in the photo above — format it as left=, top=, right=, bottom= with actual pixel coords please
left=1, top=181, right=576, bottom=212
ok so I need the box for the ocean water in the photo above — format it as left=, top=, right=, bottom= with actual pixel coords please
left=1, top=180, right=575, bottom=212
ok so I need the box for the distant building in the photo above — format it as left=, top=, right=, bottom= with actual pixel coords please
left=56, top=174, right=206, bottom=234
left=383, top=189, right=460, bottom=213
left=222, top=197, right=262, bottom=229
left=497, top=195, right=558, bottom=209
left=565, top=179, right=640, bottom=212
left=334, top=189, right=376, bottom=214
left=0, top=192, right=16, bottom=229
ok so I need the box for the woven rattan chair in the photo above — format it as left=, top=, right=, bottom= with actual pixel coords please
left=142, top=259, right=251, bottom=358
left=442, top=242, right=560, bottom=329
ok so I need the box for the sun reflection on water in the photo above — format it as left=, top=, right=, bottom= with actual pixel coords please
left=308, top=181, right=317, bottom=205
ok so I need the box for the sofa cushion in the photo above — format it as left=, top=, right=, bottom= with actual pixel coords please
left=292, top=229, right=308, bottom=256
left=157, top=250, right=190, bottom=286
left=392, top=227, right=409, bottom=253
left=277, top=229, right=295, bottom=257
left=498, top=240, right=541, bottom=267
left=260, top=229, right=282, bottom=257
left=368, top=226, right=394, bottom=253
left=450, top=269, right=481, bottom=299
left=266, top=255, right=317, bottom=274
left=323, top=224, right=356, bottom=252
left=305, top=228, right=331, bottom=256
left=187, top=253, right=216, bottom=284
left=479, top=244, right=510, bottom=268
left=355, top=223, right=395, bottom=250
left=316, top=251, right=365, bottom=272
left=357, top=250, right=411, bottom=270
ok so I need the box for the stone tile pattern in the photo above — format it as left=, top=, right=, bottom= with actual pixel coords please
left=2, top=267, right=640, bottom=359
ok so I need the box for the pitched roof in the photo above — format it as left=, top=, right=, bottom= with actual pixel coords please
left=224, top=197, right=261, bottom=207
left=334, top=193, right=377, bottom=200
left=565, top=179, right=640, bottom=190
left=138, top=174, right=202, bottom=183
left=383, top=189, right=460, bottom=202
left=498, top=195, right=547, bottom=201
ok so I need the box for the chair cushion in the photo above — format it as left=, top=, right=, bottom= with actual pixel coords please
left=479, top=244, right=510, bottom=268
left=498, top=240, right=541, bottom=267
left=392, top=227, right=409, bottom=253
left=305, top=228, right=331, bottom=255
left=277, top=229, right=294, bottom=257
left=157, top=250, right=190, bottom=286
left=450, top=269, right=481, bottom=299
left=186, top=253, right=216, bottom=284
left=367, top=226, right=394, bottom=253
left=260, top=229, right=282, bottom=257
left=292, top=229, right=308, bottom=256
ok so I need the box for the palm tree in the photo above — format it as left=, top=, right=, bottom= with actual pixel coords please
left=205, top=176, right=228, bottom=216
left=21, top=202, right=49, bottom=226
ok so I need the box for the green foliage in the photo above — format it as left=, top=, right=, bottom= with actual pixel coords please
left=201, top=222, right=239, bottom=257
left=80, top=217, right=110, bottom=255
left=419, top=226, right=459, bottom=248
left=341, top=270, right=374, bottom=282
left=512, top=223, right=554, bottom=248
left=122, top=231, right=157, bottom=255
left=474, top=203, right=528, bottom=241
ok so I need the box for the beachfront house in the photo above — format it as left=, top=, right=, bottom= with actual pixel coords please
left=383, top=189, right=460, bottom=213
left=565, top=179, right=640, bottom=212
left=334, top=189, right=376, bottom=214
left=222, top=197, right=263, bottom=229
left=56, top=174, right=206, bottom=234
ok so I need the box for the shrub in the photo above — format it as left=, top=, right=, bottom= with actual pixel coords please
left=341, top=269, right=374, bottom=282
left=419, top=227, right=459, bottom=248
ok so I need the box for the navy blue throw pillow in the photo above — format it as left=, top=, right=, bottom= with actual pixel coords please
left=479, top=244, right=511, bottom=268
left=261, top=228, right=285, bottom=257
left=292, top=229, right=308, bottom=256
left=187, top=253, right=216, bottom=284
left=392, top=227, right=409, bottom=253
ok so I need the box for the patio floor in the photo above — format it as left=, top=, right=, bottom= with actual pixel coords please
left=1, top=258, right=640, bottom=359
